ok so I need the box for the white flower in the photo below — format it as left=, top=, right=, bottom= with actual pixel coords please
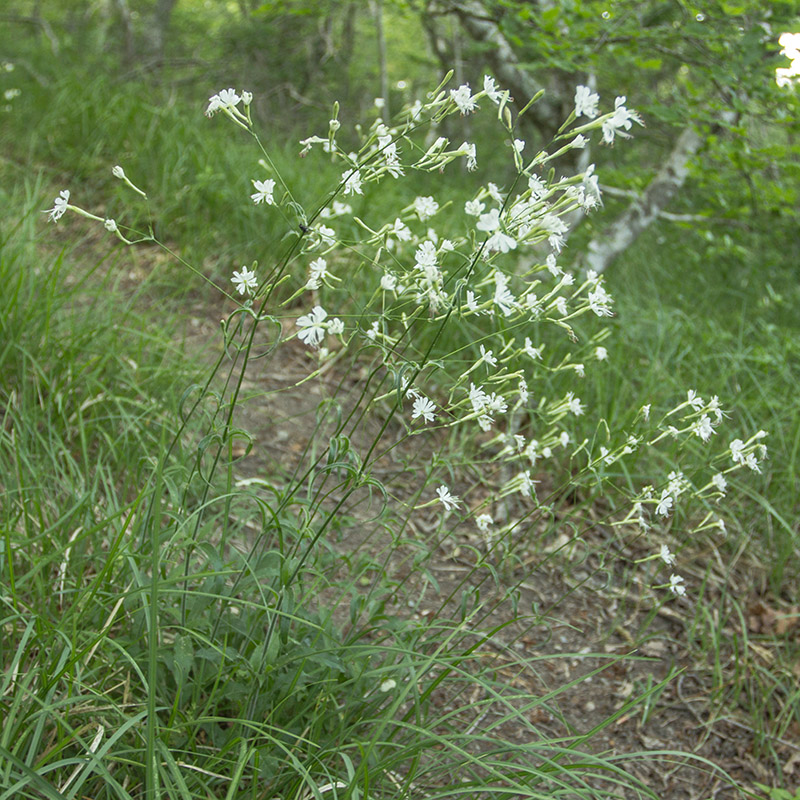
left=468, top=383, right=488, bottom=414
left=486, top=393, right=507, bottom=414
left=486, top=182, right=504, bottom=203
left=414, top=196, right=439, bottom=221
left=595, top=346, right=608, bottom=361
left=708, top=395, right=723, bottom=421
left=668, top=574, right=686, bottom=597
left=436, top=485, right=460, bottom=511
left=104, top=219, right=118, bottom=232
left=517, top=470, right=538, bottom=498
left=251, top=178, right=276, bottom=205
left=297, top=305, right=328, bottom=347
left=316, top=225, right=336, bottom=246
left=660, top=544, right=676, bottom=566
left=381, top=273, right=397, bottom=291
left=479, top=345, right=496, bottom=367
left=465, top=199, right=485, bottom=216
left=306, top=257, right=329, bottom=290
left=571, top=134, right=588, bottom=149
left=415, top=240, right=438, bottom=269
left=513, top=138, right=526, bottom=153
left=745, top=453, right=761, bottom=473
left=459, top=141, right=478, bottom=171
left=711, top=473, right=728, bottom=494
left=112, top=165, right=125, bottom=179
left=692, top=414, right=715, bottom=442
left=476, top=513, right=493, bottom=532
left=476, top=208, right=501, bottom=232
left=729, top=438, right=746, bottom=464
left=574, top=363, right=585, bottom=377
left=450, top=84, right=477, bottom=114
left=44, top=189, right=70, bottom=223
left=566, top=392, right=584, bottom=416
left=601, top=96, right=643, bottom=144
left=588, top=283, right=614, bottom=316
left=493, top=272, right=516, bottom=315
left=574, top=85, right=600, bottom=119
left=327, top=317, right=344, bottom=335
left=231, top=266, right=258, bottom=296
left=528, top=175, right=547, bottom=199
left=655, top=489, right=674, bottom=517
left=206, top=87, right=241, bottom=117
left=541, top=213, right=568, bottom=252
left=545, top=254, right=562, bottom=277
left=667, top=471, right=687, bottom=498
left=687, top=389, right=704, bottom=411
left=389, top=218, right=412, bottom=242
left=642, top=403, right=651, bottom=421
left=483, top=75, right=503, bottom=104
left=465, top=290, right=480, bottom=312
left=486, top=231, right=517, bottom=254
left=342, top=167, right=363, bottom=196
left=242, top=91, right=253, bottom=106
left=379, top=678, right=396, bottom=692
left=524, top=338, right=543, bottom=360
left=412, top=396, right=436, bottom=423
left=559, top=432, right=570, bottom=448
left=320, top=200, right=352, bottom=218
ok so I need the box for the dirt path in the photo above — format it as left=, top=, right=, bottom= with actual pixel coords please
left=178, top=302, right=800, bottom=799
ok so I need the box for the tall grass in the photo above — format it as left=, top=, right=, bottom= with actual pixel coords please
left=1, top=188, right=685, bottom=798
left=2, top=27, right=798, bottom=800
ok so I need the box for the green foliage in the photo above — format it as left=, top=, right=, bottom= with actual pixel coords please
left=1, top=3, right=798, bottom=797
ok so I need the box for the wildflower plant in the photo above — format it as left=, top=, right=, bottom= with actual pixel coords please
left=37, top=73, right=769, bottom=798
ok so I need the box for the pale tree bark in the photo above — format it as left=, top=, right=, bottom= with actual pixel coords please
left=425, top=0, right=563, bottom=137
left=433, top=0, right=737, bottom=275
left=0, top=11, right=60, bottom=55
left=582, top=126, right=701, bottom=273
left=112, top=0, right=135, bottom=64
left=581, top=110, right=737, bottom=274
left=372, top=0, right=390, bottom=122
left=143, top=0, right=178, bottom=62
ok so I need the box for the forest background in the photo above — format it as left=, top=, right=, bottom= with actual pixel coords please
left=1, top=1, right=799, bottom=799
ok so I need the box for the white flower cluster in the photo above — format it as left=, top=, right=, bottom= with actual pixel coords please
left=48, top=76, right=767, bottom=605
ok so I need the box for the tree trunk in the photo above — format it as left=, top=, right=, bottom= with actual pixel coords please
left=113, top=0, right=135, bottom=65
left=581, top=111, right=736, bottom=274
left=144, top=0, right=178, bottom=62
left=373, top=0, right=390, bottom=122
left=426, top=0, right=563, bottom=138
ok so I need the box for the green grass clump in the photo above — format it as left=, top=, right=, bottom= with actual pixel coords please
left=2, top=18, right=798, bottom=798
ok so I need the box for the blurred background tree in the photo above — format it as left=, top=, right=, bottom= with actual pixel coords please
left=2, top=0, right=796, bottom=275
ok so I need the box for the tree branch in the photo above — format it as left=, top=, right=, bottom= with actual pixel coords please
left=425, top=0, right=563, bottom=137
left=580, top=125, right=701, bottom=274
left=580, top=111, right=736, bottom=274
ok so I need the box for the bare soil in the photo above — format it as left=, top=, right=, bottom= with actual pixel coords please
left=179, top=301, right=800, bottom=800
